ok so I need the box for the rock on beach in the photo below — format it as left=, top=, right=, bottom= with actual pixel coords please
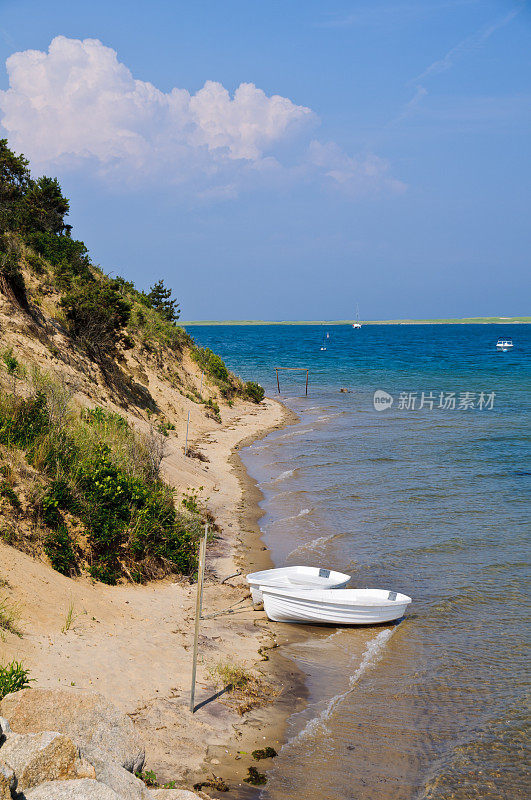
left=0, top=688, right=145, bottom=773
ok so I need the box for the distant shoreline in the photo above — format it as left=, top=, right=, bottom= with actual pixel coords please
left=181, top=316, right=530, bottom=326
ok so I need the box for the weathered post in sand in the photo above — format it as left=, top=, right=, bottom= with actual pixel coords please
left=190, top=524, right=208, bottom=713
left=200, top=370, right=204, bottom=396
left=184, top=410, right=190, bottom=456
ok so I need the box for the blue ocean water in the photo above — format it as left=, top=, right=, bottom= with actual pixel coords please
left=189, top=324, right=530, bottom=800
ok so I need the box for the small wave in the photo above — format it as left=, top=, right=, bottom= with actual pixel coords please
left=248, top=443, right=273, bottom=452
left=269, top=468, right=297, bottom=484
left=271, top=489, right=310, bottom=500
left=289, top=627, right=396, bottom=745
left=287, top=532, right=344, bottom=558
left=276, top=508, right=312, bottom=524
left=278, top=428, right=315, bottom=439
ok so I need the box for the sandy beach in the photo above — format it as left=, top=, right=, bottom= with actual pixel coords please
left=0, top=325, right=304, bottom=795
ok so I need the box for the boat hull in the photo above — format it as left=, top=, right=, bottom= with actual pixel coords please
left=247, top=566, right=350, bottom=604
left=262, top=588, right=411, bottom=625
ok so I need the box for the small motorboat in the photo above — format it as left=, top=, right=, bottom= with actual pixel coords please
left=246, top=566, right=350, bottom=604
left=261, top=586, right=411, bottom=625
left=496, top=337, right=513, bottom=352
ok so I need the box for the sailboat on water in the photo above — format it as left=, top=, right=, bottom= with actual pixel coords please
left=352, top=305, right=362, bottom=329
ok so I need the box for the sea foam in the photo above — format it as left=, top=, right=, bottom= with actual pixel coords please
left=288, top=627, right=396, bottom=745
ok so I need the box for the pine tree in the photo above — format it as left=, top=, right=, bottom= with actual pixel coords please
left=147, top=279, right=180, bottom=323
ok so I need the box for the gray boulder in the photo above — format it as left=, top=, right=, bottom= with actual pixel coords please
left=88, top=752, right=150, bottom=799
left=22, top=779, right=122, bottom=799
left=0, top=730, right=95, bottom=791
left=1, top=688, right=144, bottom=772
left=0, top=763, right=15, bottom=800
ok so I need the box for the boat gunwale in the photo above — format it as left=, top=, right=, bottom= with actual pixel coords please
left=260, top=586, right=412, bottom=608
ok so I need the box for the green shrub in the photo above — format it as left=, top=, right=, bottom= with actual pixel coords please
left=192, top=347, right=229, bottom=383
left=43, top=525, right=77, bottom=576
left=89, top=560, right=121, bottom=586
left=0, top=480, right=21, bottom=509
left=0, top=392, right=49, bottom=449
left=135, top=770, right=160, bottom=788
left=0, top=234, right=26, bottom=306
left=0, top=661, right=32, bottom=700
left=0, top=359, right=205, bottom=585
left=24, top=231, right=90, bottom=280
left=157, top=420, right=175, bottom=436
left=204, top=398, right=220, bottom=415
left=181, top=488, right=203, bottom=514
left=25, top=250, right=46, bottom=275
left=245, top=381, right=265, bottom=403
left=59, top=280, right=131, bottom=356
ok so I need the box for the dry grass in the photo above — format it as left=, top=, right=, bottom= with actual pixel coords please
left=61, top=600, right=79, bottom=634
left=208, top=660, right=274, bottom=716
left=0, top=595, right=21, bottom=639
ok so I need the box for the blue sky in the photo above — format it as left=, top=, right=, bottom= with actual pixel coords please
left=0, top=0, right=529, bottom=320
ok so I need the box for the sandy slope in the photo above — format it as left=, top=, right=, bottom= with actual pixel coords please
left=0, top=393, right=290, bottom=787
left=0, top=294, right=299, bottom=788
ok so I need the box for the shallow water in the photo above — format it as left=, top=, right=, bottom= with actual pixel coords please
left=189, top=324, right=530, bottom=799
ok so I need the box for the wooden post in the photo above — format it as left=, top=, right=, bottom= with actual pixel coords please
left=184, top=410, right=190, bottom=456
left=276, top=368, right=280, bottom=394
left=305, top=369, right=309, bottom=396
left=190, top=524, right=208, bottom=713
left=200, top=371, right=204, bottom=396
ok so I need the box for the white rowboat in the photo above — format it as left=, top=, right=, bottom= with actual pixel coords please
left=262, top=587, right=411, bottom=625
left=246, top=566, right=350, bottom=604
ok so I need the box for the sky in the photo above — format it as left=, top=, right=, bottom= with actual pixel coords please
left=0, top=0, right=529, bottom=321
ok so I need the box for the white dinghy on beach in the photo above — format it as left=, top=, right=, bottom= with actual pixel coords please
left=261, top=586, right=412, bottom=625
left=246, top=566, right=350, bottom=604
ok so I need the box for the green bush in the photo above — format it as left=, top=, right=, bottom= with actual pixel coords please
left=25, top=231, right=90, bottom=275
left=192, top=347, right=229, bottom=383
left=0, top=480, right=21, bottom=509
left=59, top=280, right=131, bottom=356
left=0, top=380, right=202, bottom=584
left=0, top=392, right=49, bottom=449
left=0, top=234, right=26, bottom=306
left=44, top=525, right=78, bottom=576
left=245, top=381, right=265, bottom=403
left=0, top=661, right=32, bottom=700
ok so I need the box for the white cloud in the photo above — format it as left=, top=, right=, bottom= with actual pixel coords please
left=0, top=36, right=403, bottom=198
left=0, top=36, right=311, bottom=172
left=307, top=141, right=406, bottom=196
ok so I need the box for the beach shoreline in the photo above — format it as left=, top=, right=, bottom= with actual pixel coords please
left=196, top=401, right=315, bottom=797
left=0, top=386, right=308, bottom=795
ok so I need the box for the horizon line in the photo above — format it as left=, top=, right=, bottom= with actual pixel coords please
left=180, top=316, right=531, bottom=326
